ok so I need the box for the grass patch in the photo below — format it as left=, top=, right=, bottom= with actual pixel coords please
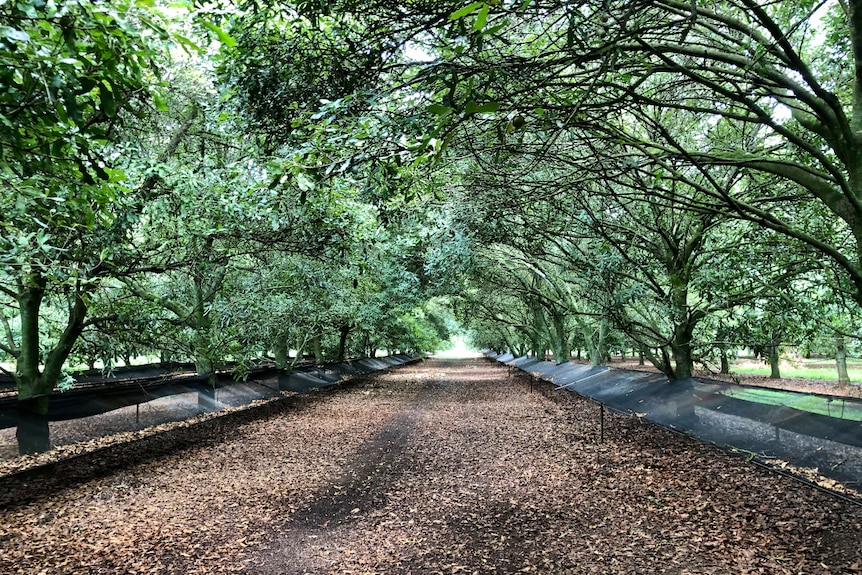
left=731, top=364, right=862, bottom=382
left=719, top=387, right=862, bottom=421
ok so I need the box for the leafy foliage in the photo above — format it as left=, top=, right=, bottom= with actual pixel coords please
left=5, top=0, right=862, bottom=414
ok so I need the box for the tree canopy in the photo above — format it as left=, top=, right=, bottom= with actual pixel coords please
left=2, top=0, right=861, bottom=418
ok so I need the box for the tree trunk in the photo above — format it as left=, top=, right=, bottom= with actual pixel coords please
left=16, top=276, right=89, bottom=415
left=671, top=344, right=694, bottom=379
left=528, top=293, right=546, bottom=359
left=195, top=355, right=215, bottom=378
left=768, top=344, right=781, bottom=379
left=666, top=282, right=702, bottom=380
left=14, top=276, right=89, bottom=452
left=643, top=347, right=672, bottom=378
left=193, top=334, right=216, bottom=384
left=583, top=320, right=608, bottom=368
left=720, top=347, right=730, bottom=374
left=669, top=313, right=697, bottom=380
left=337, top=324, right=351, bottom=362
left=16, top=410, right=50, bottom=455
left=581, top=326, right=596, bottom=366
left=274, top=338, right=289, bottom=369
left=16, top=280, right=50, bottom=414
left=551, top=312, right=569, bottom=363
left=638, top=347, right=645, bottom=366
left=189, top=258, right=218, bottom=389
left=312, top=335, right=323, bottom=364
left=192, top=319, right=217, bottom=411
left=836, top=336, right=851, bottom=385
left=598, top=320, right=608, bottom=365
left=194, top=352, right=218, bottom=412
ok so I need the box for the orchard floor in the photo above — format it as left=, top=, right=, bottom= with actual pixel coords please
left=1, top=358, right=861, bottom=574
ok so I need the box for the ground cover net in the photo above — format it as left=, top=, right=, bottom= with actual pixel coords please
left=0, top=355, right=418, bottom=461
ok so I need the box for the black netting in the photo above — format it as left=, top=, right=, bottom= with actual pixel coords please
left=0, top=355, right=420, bottom=457
left=491, top=353, right=862, bottom=492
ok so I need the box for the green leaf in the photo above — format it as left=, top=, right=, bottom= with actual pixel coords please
left=464, top=101, right=500, bottom=114
left=296, top=171, right=315, bottom=192
left=153, top=91, right=168, bottom=111
left=62, top=89, right=82, bottom=124
left=79, top=77, right=98, bottom=93
left=482, top=22, right=506, bottom=36
left=0, top=26, right=31, bottom=43
left=100, top=81, right=116, bottom=117
left=172, top=33, right=203, bottom=54
left=474, top=4, right=490, bottom=32
left=440, top=131, right=455, bottom=154
left=427, top=104, right=453, bottom=116
left=449, top=2, right=484, bottom=20
left=201, top=21, right=236, bottom=48
left=18, top=1, right=38, bottom=18
left=56, top=99, right=69, bottom=123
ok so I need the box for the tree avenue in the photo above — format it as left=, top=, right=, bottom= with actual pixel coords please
left=408, top=0, right=862, bottom=378
left=1, top=0, right=861, bottom=434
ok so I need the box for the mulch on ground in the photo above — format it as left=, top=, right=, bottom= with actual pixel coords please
left=1, top=358, right=860, bottom=574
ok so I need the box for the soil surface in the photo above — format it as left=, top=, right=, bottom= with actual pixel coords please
left=1, top=358, right=861, bottom=574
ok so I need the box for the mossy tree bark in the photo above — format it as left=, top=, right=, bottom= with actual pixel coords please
left=14, top=273, right=89, bottom=415
left=836, top=336, right=851, bottom=385
left=768, top=342, right=782, bottom=379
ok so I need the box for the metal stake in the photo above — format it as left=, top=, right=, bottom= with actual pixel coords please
left=600, top=404, right=605, bottom=443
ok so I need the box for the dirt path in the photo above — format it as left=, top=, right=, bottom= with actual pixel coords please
left=1, top=359, right=861, bottom=574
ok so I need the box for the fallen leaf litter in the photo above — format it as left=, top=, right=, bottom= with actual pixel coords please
left=0, top=358, right=859, bottom=574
